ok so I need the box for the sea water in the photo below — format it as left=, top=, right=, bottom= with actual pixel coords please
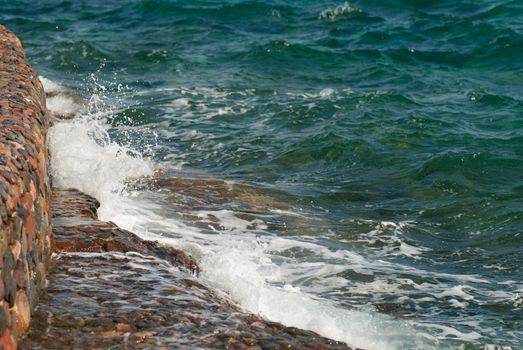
left=2, top=1, right=522, bottom=349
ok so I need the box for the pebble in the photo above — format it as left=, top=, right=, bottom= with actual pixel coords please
left=0, top=24, right=52, bottom=345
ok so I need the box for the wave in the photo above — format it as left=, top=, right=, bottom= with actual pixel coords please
left=138, top=0, right=295, bottom=21
left=40, top=76, right=469, bottom=350
left=43, top=77, right=153, bottom=215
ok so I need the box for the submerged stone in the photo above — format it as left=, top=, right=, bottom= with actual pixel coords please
left=18, top=188, right=356, bottom=349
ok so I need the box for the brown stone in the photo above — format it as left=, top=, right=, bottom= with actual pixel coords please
left=8, top=309, right=18, bottom=340
left=98, top=330, right=119, bottom=338
left=9, top=242, right=20, bottom=261
left=0, top=328, right=16, bottom=350
left=116, top=323, right=132, bottom=333
left=14, top=290, right=30, bottom=335
left=132, top=331, right=155, bottom=343
left=36, top=263, right=45, bottom=290
left=0, top=24, right=52, bottom=347
left=12, top=260, right=26, bottom=289
left=0, top=306, right=7, bottom=335
left=18, top=253, right=355, bottom=350
left=25, top=212, right=35, bottom=247
left=53, top=237, right=103, bottom=253
left=51, top=188, right=200, bottom=274
left=1, top=302, right=11, bottom=330
left=2, top=257, right=17, bottom=308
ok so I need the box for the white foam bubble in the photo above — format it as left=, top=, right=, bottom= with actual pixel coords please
left=45, top=76, right=511, bottom=350
left=40, top=76, right=83, bottom=116
left=319, top=87, right=335, bottom=97
left=435, top=285, right=475, bottom=301
left=358, top=220, right=431, bottom=259
left=47, top=94, right=81, bottom=115
left=40, top=76, right=66, bottom=93
left=169, top=97, right=190, bottom=108
left=420, top=323, right=482, bottom=341
left=48, top=119, right=152, bottom=215
left=107, top=198, right=429, bottom=350
left=319, top=2, right=362, bottom=21
left=45, top=77, right=153, bottom=216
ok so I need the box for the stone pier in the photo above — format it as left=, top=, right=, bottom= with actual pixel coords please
left=0, top=25, right=52, bottom=349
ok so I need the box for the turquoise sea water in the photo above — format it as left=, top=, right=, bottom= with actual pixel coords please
left=2, top=1, right=522, bottom=349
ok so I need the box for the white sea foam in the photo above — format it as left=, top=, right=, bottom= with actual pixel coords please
left=43, top=76, right=517, bottom=350
left=44, top=79, right=430, bottom=349
left=41, top=76, right=83, bottom=115
left=107, top=193, right=502, bottom=350
left=40, top=76, right=66, bottom=93
left=47, top=95, right=81, bottom=115
left=286, top=88, right=351, bottom=100
left=319, top=2, right=362, bottom=21
left=44, top=77, right=153, bottom=215
left=319, top=87, right=335, bottom=98
left=107, top=196, right=431, bottom=350
left=48, top=119, right=153, bottom=216
left=358, top=220, right=431, bottom=259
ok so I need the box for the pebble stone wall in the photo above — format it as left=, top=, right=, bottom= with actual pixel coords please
left=0, top=25, right=52, bottom=348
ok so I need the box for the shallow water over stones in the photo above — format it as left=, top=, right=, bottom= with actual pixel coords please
left=50, top=188, right=199, bottom=274
left=21, top=252, right=353, bottom=349
left=19, top=188, right=354, bottom=349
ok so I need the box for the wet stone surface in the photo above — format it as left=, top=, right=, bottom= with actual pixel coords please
left=51, top=188, right=199, bottom=275
left=130, top=169, right=317, bottom=237
left=19, top=188, right=355, bottom=349
left=20, top=252, right=353, bottom=350
left=1, top=24, right=52, bottom=347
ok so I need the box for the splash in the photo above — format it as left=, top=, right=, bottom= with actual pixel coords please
left=319, top=2, right=362, bottom=21
left=42, top=76, right=153, bottom=217
left=40, top=76, right=82, bottom=116
left=41, top=76, right=489, bottom=350
left=108, top=196, right=432, bottom=350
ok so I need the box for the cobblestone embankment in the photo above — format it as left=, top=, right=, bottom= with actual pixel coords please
left=0, top=25, right=52, bottom=348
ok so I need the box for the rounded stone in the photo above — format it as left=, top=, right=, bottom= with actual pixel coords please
left=37, top=262, right=46, bottom=289
left=13, top=259, right=26, bottom=289
left=14, top=290, right=30, bottom=334
left=9, top=241, right=20, bottom=261
left=2, top=272, right=17, bottom=308
left=1, top=302, right=11, bottom=329
left=0, top=328, right=16, bottom=350
left=0, top=306, right=6, bottom=334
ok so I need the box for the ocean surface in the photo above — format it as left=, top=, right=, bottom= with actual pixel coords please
left=2, top=1, right=522, bottom=349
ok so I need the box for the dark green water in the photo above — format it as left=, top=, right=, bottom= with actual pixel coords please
left=2, top=1, right=522, bottom=349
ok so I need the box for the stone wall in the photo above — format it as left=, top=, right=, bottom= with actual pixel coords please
left=0, top=25, right=52, bottom=348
